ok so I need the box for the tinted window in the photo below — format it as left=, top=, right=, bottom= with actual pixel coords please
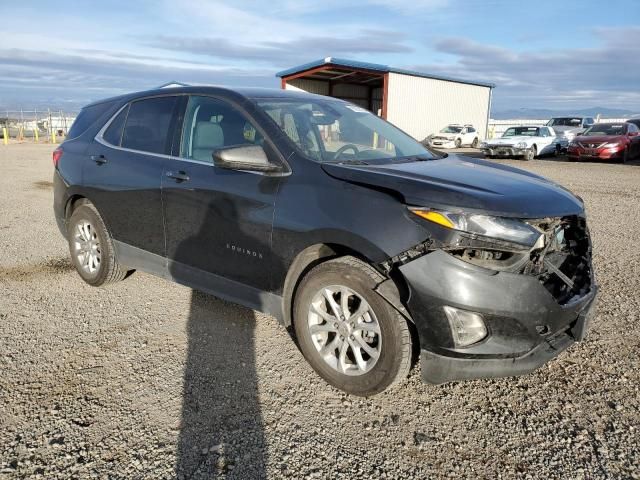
left=627, top=123, right=638, bottom=133
left=102, top=105, right=128, bottom=146
left=122, top=96, right=178, bottom=154
left=67, top=101, right=114, bottom=139
left=583, top=124, right=625, bottom=136
left=180, top=96, right=264, bottom=163
left=468, top=127, right=476, bottom=133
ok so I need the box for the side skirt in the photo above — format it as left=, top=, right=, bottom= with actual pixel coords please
left=113, top=240, right=284, bottom=322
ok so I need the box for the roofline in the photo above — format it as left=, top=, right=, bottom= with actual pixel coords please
left=276, top=57, right=495, bottom=89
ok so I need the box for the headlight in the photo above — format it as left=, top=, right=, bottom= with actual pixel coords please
left=603, top=142, right=622, bottom=149
left=516, top=141, right=528, bottom=148
left=568, top=141, right=578, bottom=147
left=409, top=208, right=541, bottom=246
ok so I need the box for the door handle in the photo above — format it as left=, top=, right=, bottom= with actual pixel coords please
left=91, top=154, right=107, bottom=165
left=166, top=170, right=190, bottom=182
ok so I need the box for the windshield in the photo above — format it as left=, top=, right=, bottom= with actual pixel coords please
left=255, top=98, right=433, bottom=163
left=503, top=127, right=540, bottom=137
left=583, top=124, right=625, bottom=136
left=547, top=117, right=582, bottom=127
left=440, top=126, right=463, bottom=133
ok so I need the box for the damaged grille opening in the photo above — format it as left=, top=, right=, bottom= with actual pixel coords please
left=537, top=216, right=592, bottom=304
left=384, top=215, right=592, bottom=305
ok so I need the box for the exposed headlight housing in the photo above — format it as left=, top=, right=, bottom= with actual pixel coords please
left=516, top=141, right=528, bottom=148
left=409, top=208, right=542, bottom=247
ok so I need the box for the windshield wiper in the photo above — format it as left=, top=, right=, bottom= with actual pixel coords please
left=325, top=159, right=369, bottom=165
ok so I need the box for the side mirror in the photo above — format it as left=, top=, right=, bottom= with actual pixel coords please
left=212, top=145, right=283, bottom=173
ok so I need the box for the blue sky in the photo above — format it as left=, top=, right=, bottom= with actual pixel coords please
left=1, top=0, right=639, bottom=113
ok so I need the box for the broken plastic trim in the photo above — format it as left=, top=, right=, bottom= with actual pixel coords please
left=381, top=215, right=593, bottom=305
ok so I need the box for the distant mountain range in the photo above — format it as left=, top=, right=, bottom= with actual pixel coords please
left=491, top=107, right=640, bottom=120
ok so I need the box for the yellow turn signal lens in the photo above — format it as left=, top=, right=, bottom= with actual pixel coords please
left=409, top=209, right=455, bottom=229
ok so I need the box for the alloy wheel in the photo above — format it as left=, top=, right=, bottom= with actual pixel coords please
left=307, top=285, right=382, bottom=376
left=73, top=220, right=101, bottom=275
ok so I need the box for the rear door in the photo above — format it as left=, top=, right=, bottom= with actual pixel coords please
left=161, top=94, right=283, bottom=297
left=86, top=95, right=180, bottom=257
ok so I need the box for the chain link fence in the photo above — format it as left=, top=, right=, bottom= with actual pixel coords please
left=1, top=109, right=77, bottom=143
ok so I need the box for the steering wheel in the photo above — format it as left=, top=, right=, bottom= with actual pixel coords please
left=332, top=144, right=360, bottom=160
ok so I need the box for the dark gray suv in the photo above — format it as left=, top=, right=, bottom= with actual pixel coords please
left=53, top=86, right=598, bottom=395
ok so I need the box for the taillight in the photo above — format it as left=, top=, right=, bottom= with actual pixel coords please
left=52, top=147, right=63, bottom=167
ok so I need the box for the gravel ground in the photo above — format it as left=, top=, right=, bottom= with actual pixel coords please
left=1, top=143, right=639, bottom=479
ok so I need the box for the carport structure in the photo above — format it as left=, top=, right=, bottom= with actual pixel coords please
left=277, top=57, right=495, bottom=141
left=277, top=58, right=387, bottom=117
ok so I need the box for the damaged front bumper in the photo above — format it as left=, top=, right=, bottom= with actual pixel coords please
left=398, top=249, right=597, bottom=384
left=482, top=146, right=531, bottom=157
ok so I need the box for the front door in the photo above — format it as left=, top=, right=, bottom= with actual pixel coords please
left=161, top=95, right=282, bottom=302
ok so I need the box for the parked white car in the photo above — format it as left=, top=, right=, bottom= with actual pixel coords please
left=481, top=125, right=561, bottom=160
left=427, top=124, right=479, bottom=149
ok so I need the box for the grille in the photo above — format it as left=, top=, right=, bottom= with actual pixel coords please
left=578, top=142, right=605, bottom=149
left=531, top=216, right=593, bottom=304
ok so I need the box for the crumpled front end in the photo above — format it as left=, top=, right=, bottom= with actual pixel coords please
left=381, top=215, right=597, bottom=384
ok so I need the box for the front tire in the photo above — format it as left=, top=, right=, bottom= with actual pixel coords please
left=67, top=202, right=131, bottom=286
left=293, top=256, right=412, bottom=396
left=524, top=145, right=537, bottom=161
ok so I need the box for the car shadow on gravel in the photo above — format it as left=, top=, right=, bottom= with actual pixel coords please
left=176, top=292, right=266, bottom=479
left=172, top=197, right=272, bottom=479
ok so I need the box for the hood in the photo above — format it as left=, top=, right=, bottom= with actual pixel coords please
left=322, top=155, right=584, bottom=218
left=574, top=135, right=624, bottom=144
left=489, top=136, right=533, bottom=145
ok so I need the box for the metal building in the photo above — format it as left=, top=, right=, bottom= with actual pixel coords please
left=276, top=57, right=495, bottom=141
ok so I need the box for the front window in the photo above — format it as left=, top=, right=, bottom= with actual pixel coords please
left=583, top=124, right=625, bottom=136
left=503, top=127, right=540, bottom=137
left=546, top=117, right=582, bottom=127
left=180, top=95, right=264, bottom=163
left=255, top=98, right=433, bottom=163
left=440, top=126, right=463, bottom=133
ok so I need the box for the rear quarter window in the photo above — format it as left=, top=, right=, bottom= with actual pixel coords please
left=102, top=105, right=129, bottom=146
left=67, top=101, right=114, bottom=139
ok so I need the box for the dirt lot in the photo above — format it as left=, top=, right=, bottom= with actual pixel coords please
left=1, top=144, right=639, bottom=479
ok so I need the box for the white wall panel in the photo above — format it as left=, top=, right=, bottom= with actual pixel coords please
left=386, top=73, right=492, bottom=140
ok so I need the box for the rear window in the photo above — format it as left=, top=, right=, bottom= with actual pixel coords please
left=121, top=96, right=178, bottom=154
left=67, top=102, right=114, bottom=139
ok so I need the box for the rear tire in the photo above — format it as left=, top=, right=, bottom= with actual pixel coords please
left=455, top=138, right=462, bottom=148
left=471, top=137, right=479, bottom=148
left=293, top=256, right=412, bottom=396
left=67, top=202, right=131, bottom=286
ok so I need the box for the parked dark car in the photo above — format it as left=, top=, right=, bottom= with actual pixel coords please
left=53, top=86, right=597, bottom=395
left=567, top=122, right=640, bottom=162
left=626, top=118, right=640, bottom=130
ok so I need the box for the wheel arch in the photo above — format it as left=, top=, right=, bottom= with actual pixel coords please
left=65, top=194, right=90, bottom=220
left=281, top=243, right=381, bottom=327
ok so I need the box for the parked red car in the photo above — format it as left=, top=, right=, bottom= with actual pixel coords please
left=567, top=122, right=640, bottom=162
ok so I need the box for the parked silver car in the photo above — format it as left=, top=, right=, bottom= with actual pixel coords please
left=547, top=117, right=595, bottom=149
